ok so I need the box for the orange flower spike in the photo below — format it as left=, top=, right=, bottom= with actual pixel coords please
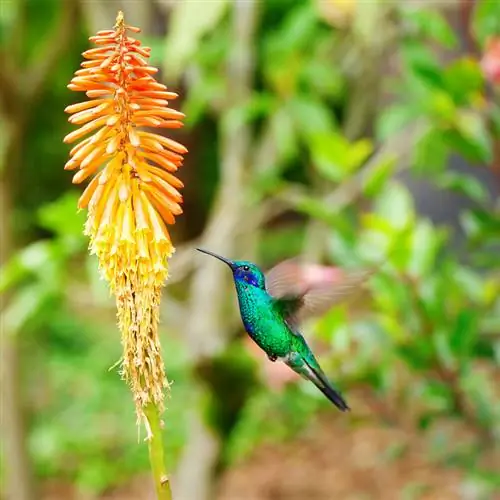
left=63, top=11, right=187, bottom=424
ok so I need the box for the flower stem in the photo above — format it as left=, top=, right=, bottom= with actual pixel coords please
left=144, top=403, right=172, bottom=500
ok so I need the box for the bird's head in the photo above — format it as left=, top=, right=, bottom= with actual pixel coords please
left=196, top=248, right=266, bottom=289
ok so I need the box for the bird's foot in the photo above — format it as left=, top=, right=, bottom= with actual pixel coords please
left=268, top=353, right=278, bottom=362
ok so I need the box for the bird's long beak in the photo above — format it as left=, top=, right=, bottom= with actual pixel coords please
left=196, top=248, right=234, bottom=268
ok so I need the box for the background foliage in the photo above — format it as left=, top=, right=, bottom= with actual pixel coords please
left=1, top=1, right=499, bottom=499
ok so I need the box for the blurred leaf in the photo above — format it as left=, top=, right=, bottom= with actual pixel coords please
left=164, top=0, right=229, bottom=80
left=302, top=59, right=343, bottom=98
left=454, top=267, right=487, bottom=304
left=373, top=181, right=414, bottom=230
left=2, top=283, right=53, bottom=334
left=402, top=41, right=444, bottom=90
left=449, top=310, right=478, bottom=360
left=294, top=193, right=338, bottom=225
left=428, top=90, right=458, bottom=124
left=183, top=74, right=226, bottom=125
left=263, top=4, right=318, bottom=96
left=407, top=7, right=457, bottom=49
left=139, top=36, right=164, bottom=67
left=443, top=57, right=484, bottom=106
left=376, top=105, right=420, bottom=141
left=408, top=219, right=446, bottom=277
left=310, top=132, right=372, bottom=182
left=436, top=171, right=489, bottom=204
left=398, top=340, right=434, bottom=371
left=37, top=191, right=86, bottom=241
left=358, top=213, right=413, bottom=265
left=271, top=106, right=299, bottom=163
left=461, top=207, right=500, bottom=243
left=0, top=241, right=53, bottom=293
left=363, top=155, right=396, bottom=197
left=0, top=0, right=16, bottom=46
left=418, top=380, right=454, bottom=412
left=472, top=0, right=500, bottom=47
left=413, top=129, right=448, bottom=174
left=454, top=110, right=492, bottom=163
left=314, top=306, right=348, bottom=343
left=288, top=96, right=336, bottom=140
left=433, top=329, right=456, bottom=371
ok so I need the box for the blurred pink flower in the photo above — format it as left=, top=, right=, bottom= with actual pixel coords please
left=300, top=263, right=345, bottom=286
left=481, top=37, right=500, bottom=85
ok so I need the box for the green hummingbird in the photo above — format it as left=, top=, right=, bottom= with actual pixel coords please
left=196, top=248, right=375, bottom=412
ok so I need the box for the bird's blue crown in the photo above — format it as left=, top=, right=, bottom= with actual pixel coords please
left=231, top=260, right=266, bottom=289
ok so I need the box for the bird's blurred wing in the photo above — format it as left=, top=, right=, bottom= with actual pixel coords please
left=265, top=259, right=305, bottom=300
left=296, top=270, right=374, bottom=321
left=266, top=259, right=374, bottom=323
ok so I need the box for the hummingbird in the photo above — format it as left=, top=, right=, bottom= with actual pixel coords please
left=196, top=248, right=375, bottom=412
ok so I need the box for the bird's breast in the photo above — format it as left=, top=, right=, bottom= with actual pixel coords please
left=236, top=288, right=291, bottom=357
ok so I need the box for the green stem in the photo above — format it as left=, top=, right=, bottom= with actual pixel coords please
left=144, top=403, right=172, bottom=500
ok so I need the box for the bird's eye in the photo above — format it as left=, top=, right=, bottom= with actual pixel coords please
left=243, top=265, right=250, bottom=271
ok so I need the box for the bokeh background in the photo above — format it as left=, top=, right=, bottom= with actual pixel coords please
left=1, top=1, right=499, bottom=499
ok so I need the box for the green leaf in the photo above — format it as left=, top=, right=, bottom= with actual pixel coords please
left=357, top=224, right=393, bottom=262
left=449, top=310, right=478, bottom=360
left=373, top=181, right=415, bottom=230
left=302, top=60, right=343, bottom=98
left=413, top=130, right=449, bottom=174
left=309, top=132, right=373, bottom=182
left=314, top=306, right=349, bottom=343
left=460, top=207, right=500, bottom=243
left=139, top=36, right=165, bottom=67
left=182, top=74, right=225, bottom=125
left=293, top=194, right=338, bottom=225
left=2, top=284, right=52, bottom=334
left=407, top=8, right=458, bottom=49
left=401, top=41, right=444, bottom=90
left=426, top=90, right=458, bottom=123
left=363, top=155, right=396, bottom=197
left=443, top=57, right=484, bottom=106
left=408, top=219, right=446, bottom=277
left=0, top=241, right=53, bottom=293
left=453, top=110, right=493, bottom=164
left=37, top=191, right=86, bottom=239
left=436, top=171, right=489, bottom=204
left=472, top=0, right=500, bottom=47
left=432, top=329, right=456, bottom=371
left=164, top=0, right=229, bottom=80
left=288, top=96, right=336, bottom=141
left=376, top=105, right=420, bottom=141
left=271, top=107, right=298, bottom=164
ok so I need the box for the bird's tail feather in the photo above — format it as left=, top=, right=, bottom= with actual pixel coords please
left=303, top=359, right=350, bottom=412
